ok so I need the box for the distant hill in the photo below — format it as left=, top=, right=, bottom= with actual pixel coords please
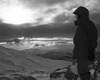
left=21, top=44, right=74, bottom=54
left=22, top=48, right=48, bottom=54
left=22, top=46, right=73, bottom=61
left=36, top=51, right=73, bottom=60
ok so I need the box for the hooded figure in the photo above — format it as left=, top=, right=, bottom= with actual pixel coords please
left=73, top=6, right=98, bottom=80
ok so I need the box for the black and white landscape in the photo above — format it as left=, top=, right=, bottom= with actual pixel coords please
left=0, top=0, right=100, bottom=80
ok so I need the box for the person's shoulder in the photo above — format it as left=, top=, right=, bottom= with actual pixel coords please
left=87, top=20, right=97, bottom=31
left=85, top=20, right=95, bottom=29
left=88, top=20, right=95, bottom=26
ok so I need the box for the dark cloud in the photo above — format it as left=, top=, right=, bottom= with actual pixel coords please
left=0, top=22, right=75, bottom=41
left=21, top=0, right=68, bottom=7
left=45, top=8, right=57, bottom=14
left=54, top=13, right=74, bottom=23
left=54, top=13, right=69, bottom=23
left=0, top=23, right=24, bottom=40
left=23, top=23, right=74, bottom=37
left=39, top=0, right=67, bottom=5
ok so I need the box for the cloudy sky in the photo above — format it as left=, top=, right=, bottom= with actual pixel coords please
left=0, top=0, right=100, bottom=41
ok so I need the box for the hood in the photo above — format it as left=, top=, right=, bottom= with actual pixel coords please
left=73, top=6, right=89, bottom=18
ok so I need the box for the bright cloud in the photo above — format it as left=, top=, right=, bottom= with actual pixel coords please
left=0, top=6, right=36, bottom=25
left=1, top=37, right=73, bottom=50
left=0, top=0, right=99, bottom=26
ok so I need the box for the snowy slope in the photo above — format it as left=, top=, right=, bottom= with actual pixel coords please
left=0, top=46, right=74, bottom=76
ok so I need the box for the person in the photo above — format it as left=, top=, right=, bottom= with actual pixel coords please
left=73, top=6, right=98, bottom=80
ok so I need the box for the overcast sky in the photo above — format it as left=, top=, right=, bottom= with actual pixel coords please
left=0, top=0, right=100, bottom=41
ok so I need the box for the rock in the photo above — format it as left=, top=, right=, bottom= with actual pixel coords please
left=0, top=77, right=11, bottom=80
left=96, top=73, right=100, bottom=80
left=50, top=65, right=78, bottom=80
left=11, top=76, right=25, bottom=80
left=12, top=75, right=37, bottom=80
left=25, top=76, right=37, bottom=80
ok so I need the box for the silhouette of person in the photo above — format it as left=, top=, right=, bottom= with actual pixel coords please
left=73, top=6, right=98, bottom=80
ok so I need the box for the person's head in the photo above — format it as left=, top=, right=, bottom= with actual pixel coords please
left=73, top=6, right=89, bottom=20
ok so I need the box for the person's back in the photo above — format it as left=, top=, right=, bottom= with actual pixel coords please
left=73, top=17, right=98, bottom=59
left=73, top=6, right=98, bottom=80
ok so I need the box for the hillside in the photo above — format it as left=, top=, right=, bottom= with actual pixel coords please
left=22, top=45, right=73, bottom=61
left=36, top=51, right=72, bottom=60
left=0, top=46, right=74, bottom=78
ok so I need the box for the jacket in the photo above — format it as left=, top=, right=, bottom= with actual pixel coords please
left=73, top=17, right=98, bottom=59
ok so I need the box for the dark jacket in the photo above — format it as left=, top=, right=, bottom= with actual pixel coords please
left=73, top=7, right=98, bottom=60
